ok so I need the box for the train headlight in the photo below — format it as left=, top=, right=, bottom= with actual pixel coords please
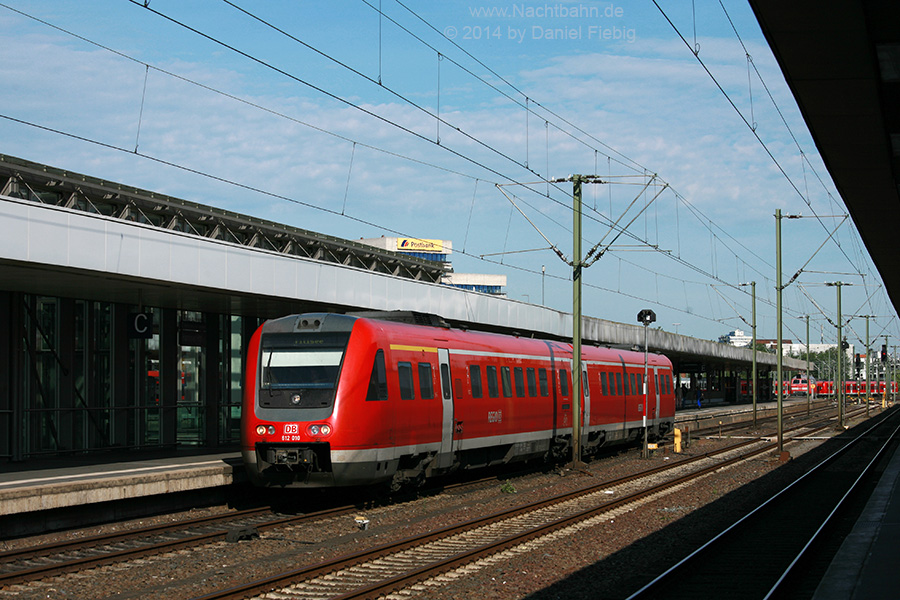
left=267, top=425, right=275, bottom=435
left=307, top=424, right=332, bottom=436
left=256, top=425, right=266, bottom=436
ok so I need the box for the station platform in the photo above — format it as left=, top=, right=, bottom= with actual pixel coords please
left=1, top=398, right=894, bottom=600
left=0, top=451, right=244, bottom=537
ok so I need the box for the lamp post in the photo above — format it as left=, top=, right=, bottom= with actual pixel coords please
left=865, top=315, right=871, bottom=417
left=892, top=345, right=897, bottom=405
left=883, top=336, right=890, bottom=408
left=739, top=282, right=757, bottom=426
left=638, top=309, right=656, bottom=459
left=572, top=176, right=584, bottom=466
left=774, top=209, right=802, bottom=456
left=775, top=210, right=785, bottom=454
left=552, top=174, right=605, bottom=468
left=825, top=282, right=847, bottom=428
left=804, top=315, right=810, bottom=416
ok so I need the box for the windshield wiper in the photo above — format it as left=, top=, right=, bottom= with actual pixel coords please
left=264, top=351, right=274, bottom=397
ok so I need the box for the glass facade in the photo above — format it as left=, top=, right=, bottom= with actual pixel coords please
left=448, top=284, right=504, bottom=295
left=0, top=292, right=255, bottom=461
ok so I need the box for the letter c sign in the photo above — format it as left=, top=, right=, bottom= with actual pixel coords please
left=128, top=312, right=153, bottom=339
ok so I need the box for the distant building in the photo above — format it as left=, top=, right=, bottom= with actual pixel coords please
left=359, top=236, right=452, bottom=265
left=359, top=236, right=507, bottom=296
left=720, top=329, right=753, bottom=347
left=757, top=340, right=846, bottom=357
left=440, top=272, right=507, bottom=296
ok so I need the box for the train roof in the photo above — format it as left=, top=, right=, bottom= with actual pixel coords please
left=262, top=312, right=671, bottom=367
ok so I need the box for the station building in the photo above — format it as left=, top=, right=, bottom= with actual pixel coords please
left=0, top=155, right=801, bottom=465
left=0, top=156, right=446, bottom=463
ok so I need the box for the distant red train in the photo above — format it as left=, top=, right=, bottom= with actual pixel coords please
left=789, top=376, right=816, bottom=396
left=812, top=380, right=897, bottom=397
left=241, top=312, right=676, bottom=488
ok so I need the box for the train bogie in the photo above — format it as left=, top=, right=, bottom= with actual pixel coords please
left=241, top=313, right=676, bottom=489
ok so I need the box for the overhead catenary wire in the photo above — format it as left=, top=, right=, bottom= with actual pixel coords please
left=3, top=2, right=896, bottom=339
left=385, top=0, right=650, bottom=175
left=0, top=1, right=788, bottom=301
left=0, top=2, right=479, bottom=184
left=653, top=0, right=867, bottom=283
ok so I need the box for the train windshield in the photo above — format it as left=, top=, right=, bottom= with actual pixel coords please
left=261, top=348, right=344, bottom=390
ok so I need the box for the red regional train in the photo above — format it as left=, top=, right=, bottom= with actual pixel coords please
left=814, top=380, right=898, bottom=397
left=241, top=312, right=676, bottom=489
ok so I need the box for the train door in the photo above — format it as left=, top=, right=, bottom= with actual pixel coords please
left=581, top=365, right=590, bottom=442
left=434, top=348, right=455, bottom=469
left=653, top=368, right=661, bottom=434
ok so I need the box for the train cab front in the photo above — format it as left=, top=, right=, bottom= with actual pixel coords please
left=242, top=313, right=353, bottom=488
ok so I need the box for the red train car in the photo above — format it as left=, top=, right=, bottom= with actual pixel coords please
left=862, top=381, right=898, bottom=396
left=789, top=376, right=816, bottom=396
left=241, top=312, right=676, bottom=488
left=816, top=380, right=834, bottom=396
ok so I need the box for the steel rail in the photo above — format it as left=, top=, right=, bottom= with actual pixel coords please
left=624, top=407, right=898, bottom=599
left=192, top=417, right=845, bottom=600
left=0, top=403, right=858, bottom=593
left=764, top=420, right=900, bottom=598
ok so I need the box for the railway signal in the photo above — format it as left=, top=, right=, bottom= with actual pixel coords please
left=638, top=309, right=656, bottom=459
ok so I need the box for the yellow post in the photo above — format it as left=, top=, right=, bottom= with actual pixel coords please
left=674, top=428, right=682, bottom=453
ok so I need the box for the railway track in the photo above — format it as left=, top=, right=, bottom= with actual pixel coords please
left=626, top=406, right=900, bottom=599
left=685, top=398, right=837, bottom=439
left=0, top=403, right=862, bottom=597
left=0, top=464, right=556, bottom=588
left=189, top=418, right=845, bottom=600
left=0, top=504, right=356, bottom=587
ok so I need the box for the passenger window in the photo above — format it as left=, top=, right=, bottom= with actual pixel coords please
left=583, top=370, right=590, bottom=398
left=630, top=373, right=636, bottom=396
left=527, top=368, right=537, bottom=397
left=514, top=367, right=525, bottom=398
left=616, top=372, right=622, bottom=396
left=501, top=366, right=513, bottom=398
left=366, top=349, right=388, bottom=401
left=655, top=374, right=660, bottom=395
left=539, top=368, right=549, bottom=396
left=487, top=365, right=499, bottom=398
left=398, top=362, right=414, bottom=400
left=600, top=371, right=608, bottom=396
left=441, top=364, right=452, bottom=400
left=559, top=369, right=569, bottom=397
left=418, top=362, right=434, bottom=399
left=470, top=365, right=483, bottom=398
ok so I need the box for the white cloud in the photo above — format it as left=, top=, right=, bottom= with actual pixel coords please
left=0, top=1, right=889, bottom=341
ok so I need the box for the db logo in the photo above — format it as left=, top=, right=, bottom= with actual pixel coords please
left=284, top=423, right=299, bottom=435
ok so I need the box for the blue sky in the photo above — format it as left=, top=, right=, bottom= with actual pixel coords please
left=1, top=0, right=896, bottom=348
